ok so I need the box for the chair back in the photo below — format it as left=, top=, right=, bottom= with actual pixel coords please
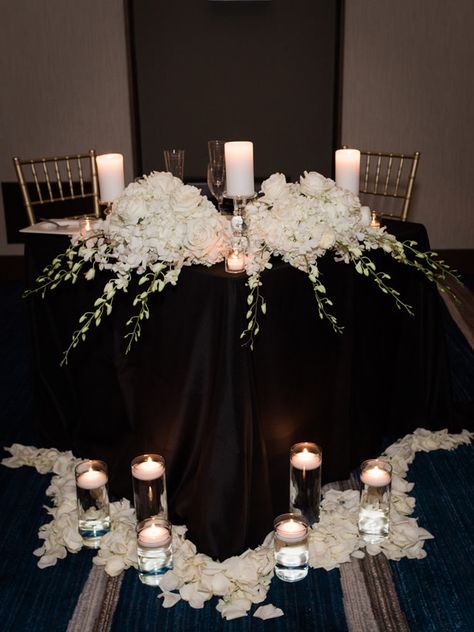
left=13, top=149, right=100, bottom=225
left=345, top=148, right=420, bottom=221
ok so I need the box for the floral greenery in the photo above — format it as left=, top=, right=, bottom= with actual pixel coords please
left=25, top=170, right=461, bottom=361
left=2, top=429, right=471, bottom=620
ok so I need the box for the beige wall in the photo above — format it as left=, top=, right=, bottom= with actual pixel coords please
left=0, top=0, right=134, bottom=255
left=341, top=0, right=474, bottom=249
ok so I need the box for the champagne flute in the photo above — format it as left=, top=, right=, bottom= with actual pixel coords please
left=207, top=140, right=226, bottom=212
left=163, top=149, right=185, bottom=180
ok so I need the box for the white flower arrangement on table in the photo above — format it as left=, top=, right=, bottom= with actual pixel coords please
left=25, top=170, right=460, bottom=362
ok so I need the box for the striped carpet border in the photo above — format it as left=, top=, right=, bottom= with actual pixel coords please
left=67, top=565, right=124, bottom=632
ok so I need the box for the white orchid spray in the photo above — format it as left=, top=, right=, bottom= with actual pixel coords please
left=2, top=429, right=471, bottom=620
left=241, top=171, right=461, bottom=348
left=25, top=170, right=460, bottom=357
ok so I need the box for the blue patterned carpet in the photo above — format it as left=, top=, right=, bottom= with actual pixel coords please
left=1, top=281, right=473, bottom=631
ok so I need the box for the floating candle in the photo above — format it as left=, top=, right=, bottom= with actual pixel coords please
left=290, top=448, right=321, bottom=471
left=275, top=519, right=307, bottom=543
left=76, top=466, right=107, bottom=490
left=132, top=457, right=165, bottom=481
left=360, top=464, right=391, bottom=487
left=138, top=523, right=170, bottom=548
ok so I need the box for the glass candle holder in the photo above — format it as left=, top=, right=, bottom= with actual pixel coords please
left=273, top=513, right=309, bottom=582
left=358, top=458, right=392, bottom=543
left=75, top=459, right=111, bottom=548
left=225, top=246, right=246, bottom=274
left=137, top=517, right=173, bottom=586
left=131, top=454, right=168, bottom=523
left=289, top=442, right=322, bottom=525
left=79, top=215, right=95, bottom=236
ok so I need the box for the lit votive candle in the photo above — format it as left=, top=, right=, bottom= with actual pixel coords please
left=359, top=459, right=392, bottom=543
left=273, top=513, right=309, bottom=582
left=137, top=517, right=173, bottom=586
left=132, top=457, right=165, bottom=481
left=96, top=153, right=125, bottom=203
left=290, top=442, right=322, bottom=525
left=370, top=211, right=381, bottom=228
left=76, top=465, right=108, bottom=490
left=138, top=523, right=171, bottom=548
left=360, top=462, right=391, bottom=487
left=225, top=249, right=245, bottom=274
left=224, top=141, right=254, bottom=197
left=75, top=459, right=111, bottom=547
left=335, top=148, right=361, bottom=196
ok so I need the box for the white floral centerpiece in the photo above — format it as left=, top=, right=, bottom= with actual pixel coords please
left=26, top=170, right=459, bottom=361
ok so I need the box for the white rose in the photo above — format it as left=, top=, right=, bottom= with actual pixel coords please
left=184, top=217, right=223, bottom=261
left=172, top=185, right=202, bottom=216
left=113, top=196, right=148, bottom=224
left=260, top=173, right=289, bottom=202
left=147, top=171, right=180, bottom=195
left=300, top=171, right=334, bottom=197
left=319, top=227, right=336, bottom=249
left=360, top=205, right=371, bottom=226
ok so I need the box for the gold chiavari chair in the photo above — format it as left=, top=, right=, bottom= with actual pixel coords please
left=345, top=148, right=420, bottom=221
left=13, top=149, right=100, bottom=225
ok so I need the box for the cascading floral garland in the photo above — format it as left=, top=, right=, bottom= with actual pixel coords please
left=2, top=428, right=471, bottom=620
left=25, top=170, right=460, bottom=361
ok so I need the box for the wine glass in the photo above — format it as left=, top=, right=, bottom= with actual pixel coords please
left=207, top=140, right=226, bottom=212
left=163, top=149, right=185, bottom=180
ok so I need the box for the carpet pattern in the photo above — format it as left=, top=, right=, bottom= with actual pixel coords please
left=1, top=281, right=473, bottom=631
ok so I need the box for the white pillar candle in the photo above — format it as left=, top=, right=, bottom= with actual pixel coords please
left=360, top=465, right=391, bottom=487
left=224, top=141, right=254, bottom=197
left=290, top=448, right=321, bottom=471
left=138, top=524, right=170, bottom=547
left=96, top=153, right=125, bottom=203
left=76, top=467, right=108, bottom=490
left=275, top=519, right=307, bottom=543
left=335, top=148, right=360, bottom=196
left=132, top=457, right=165, bottom=481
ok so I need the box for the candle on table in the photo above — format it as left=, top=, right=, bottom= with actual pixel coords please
left=360, top=463, right=391, bottom=487
left=335, top=148, right=360, bottom=196
left=226, top=249, right=245, bottom=273
left=132, top=457, right=165, bottom=481
left=96, top=153, right=125, bottom=203
left=224, top=141, right=254, bottom=197
left=275, top=518, right=307, bottom=543
left=76, top=466, right=108, bottom=490
left=138, top=523, right=170, bottom=547
left=290, top=447, right=321, bottom=471
left=370, top=211, right=381, bottom=228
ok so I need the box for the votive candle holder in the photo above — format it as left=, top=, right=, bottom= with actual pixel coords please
left=137, top=517, right=173, bottom=586
left=358, top=458, right=392, bottom=543
left=289, top=442, right=322, bottom=524
left=75, top=459, right=111, bottom=548
left=131, top=454, right=168, bottom=522
left=273, top=513, right=309, bottom=582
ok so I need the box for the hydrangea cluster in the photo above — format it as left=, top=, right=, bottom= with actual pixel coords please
left=26, top=170, right=459, bottom=360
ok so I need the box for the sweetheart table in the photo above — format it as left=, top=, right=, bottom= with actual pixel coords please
left=24, top=219, right=455, bottom=560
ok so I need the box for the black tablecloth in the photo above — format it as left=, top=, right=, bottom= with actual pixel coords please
left=25, top=220, right=457, bottom=559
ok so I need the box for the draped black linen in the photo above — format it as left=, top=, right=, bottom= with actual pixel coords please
left=25, top=220, right=454, bottom=559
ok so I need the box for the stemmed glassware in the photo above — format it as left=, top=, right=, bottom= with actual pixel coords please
left=164, top=149, right=185, bottom=180
left=207, top=140, right=226, bottom=212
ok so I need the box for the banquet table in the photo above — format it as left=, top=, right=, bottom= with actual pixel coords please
left=24, top=219, right=455, bottom=560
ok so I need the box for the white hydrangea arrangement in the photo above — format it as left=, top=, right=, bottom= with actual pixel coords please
left=26, top=170, right=459, bottom=361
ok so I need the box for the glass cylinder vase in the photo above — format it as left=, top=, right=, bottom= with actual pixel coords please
left=75, top=459, right=111, bottom=548
left=273, top=513, right=309, bottom=582
left=137, top=517, right=173, bottom=586
left=289, top=442, right=322, bottom=525
left=358, top=458, right=392, bottom=543
left=131, top=454, right=168, bottom=523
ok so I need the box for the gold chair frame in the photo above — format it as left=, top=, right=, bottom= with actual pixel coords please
left=13, top=149, right=100, bottom=225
